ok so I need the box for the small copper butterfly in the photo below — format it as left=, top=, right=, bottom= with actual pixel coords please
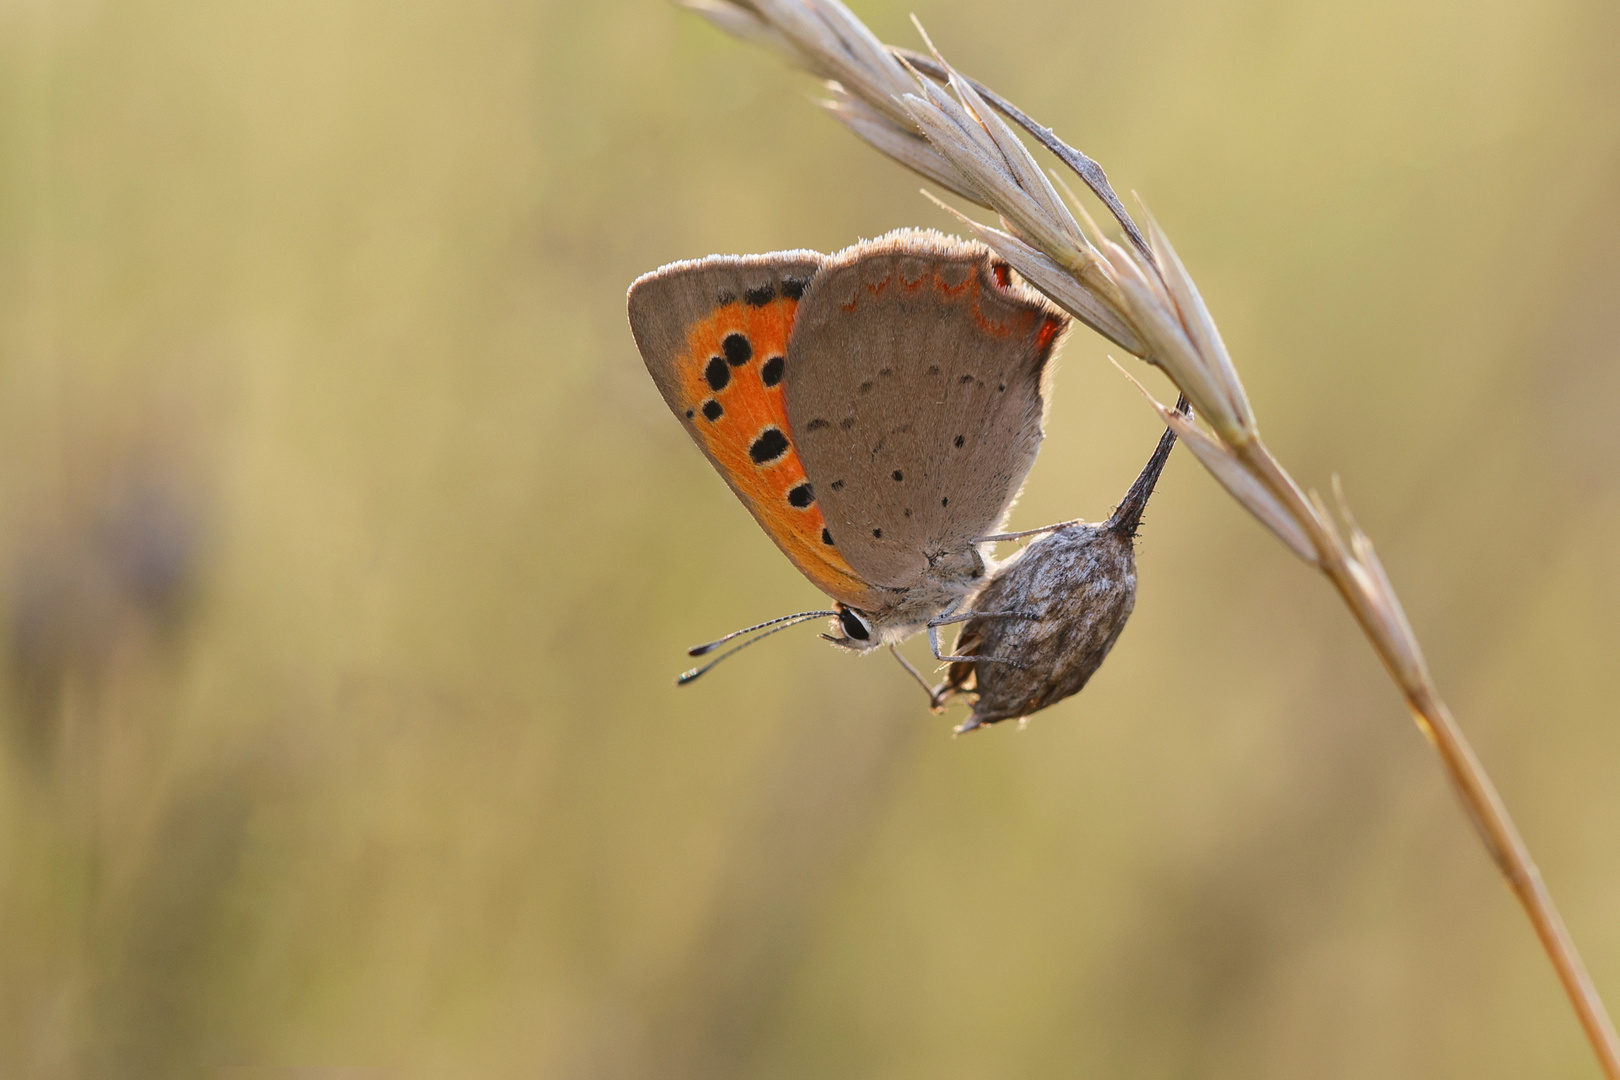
left=628, top=228, right=1069, bottom=684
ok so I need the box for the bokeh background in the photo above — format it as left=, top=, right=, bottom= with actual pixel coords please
left=1, top=0, right=1617, bottom=1076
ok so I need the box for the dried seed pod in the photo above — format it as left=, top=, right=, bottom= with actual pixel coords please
left=936, top=521, right=1136, bottom=732
left=934, top=412, right=1182, bottom=732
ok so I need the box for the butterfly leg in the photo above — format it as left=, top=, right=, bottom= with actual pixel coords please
left=927, top=620, right=1026, bottom=668
left=891, top=645, right=949, bottom=711
left=973, top=519, right=1082, bottom=544
left=926, top=609, right=1039, bottom=628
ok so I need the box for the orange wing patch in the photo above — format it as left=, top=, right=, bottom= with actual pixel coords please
left=674, top=294, right=879, bottom=608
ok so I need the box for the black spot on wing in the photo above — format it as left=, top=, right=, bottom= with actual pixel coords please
left=761, top=356, right=784, bottom=387
left=782, top=276, right=808, bottom=300
left=829, top=480, right=844, bottom=491
left=821, top=527, right=834, bottom=545
left=684, top=408, right=694, bottom=419
left=749, top=427, right=789, bottom=464
left=892, top=470, right=903, bottom=482
left=839, top=418, right=857, bottom=431
left=787, top=483, right=814, bottom=508
left=702, top=399, right=723, bottom=422
left=954, top=434, right=964, bottom=447
left=723, top=333, right=752, bottom=366
left=705, top=357, right=730, bottom=391
left=804, top=417, right=830, bottom=432
left=872, top=528, right=883, bottom=539
left=744, top=284, right=775, bottom=307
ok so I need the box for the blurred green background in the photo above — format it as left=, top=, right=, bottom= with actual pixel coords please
left=1, top=0, right=1617, bottom=1076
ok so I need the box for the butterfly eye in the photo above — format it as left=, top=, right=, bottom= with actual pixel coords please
left=839, top=607, right=872, bottom=642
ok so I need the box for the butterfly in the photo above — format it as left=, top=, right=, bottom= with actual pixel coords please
left=628, top=228, right=1069, bottom=686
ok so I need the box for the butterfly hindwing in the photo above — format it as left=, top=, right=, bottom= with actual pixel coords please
left=784, top=230, right=1068, bottom=589
left=628, top=253, right=885, bottom=609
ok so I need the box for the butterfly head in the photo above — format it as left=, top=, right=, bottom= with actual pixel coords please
left=821, top=604, right=878, bottom=652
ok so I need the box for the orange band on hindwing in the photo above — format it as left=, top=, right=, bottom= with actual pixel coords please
left=674, top=293, right=877, bottom=607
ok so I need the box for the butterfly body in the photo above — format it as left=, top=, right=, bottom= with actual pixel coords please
left=629, top=229, right=1068, bottom=656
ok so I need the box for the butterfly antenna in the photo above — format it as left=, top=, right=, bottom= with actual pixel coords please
left=677, top=611, right=836, bottom=686
left=685, top=610, right=839, bottom=657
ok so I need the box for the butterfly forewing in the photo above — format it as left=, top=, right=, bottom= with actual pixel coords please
left=784, top=230, right=1067, bottom=589
left=628, top=253, right=885, bottom=609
